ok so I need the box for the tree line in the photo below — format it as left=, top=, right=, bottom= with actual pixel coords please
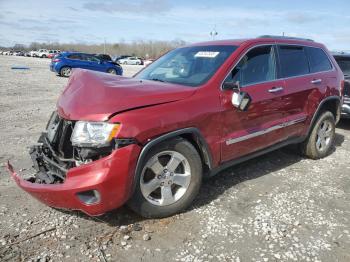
left=1, top=40, right=187, bottom=59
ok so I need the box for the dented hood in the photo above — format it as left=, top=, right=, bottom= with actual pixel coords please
left=57, top=69, right=196, bottom=121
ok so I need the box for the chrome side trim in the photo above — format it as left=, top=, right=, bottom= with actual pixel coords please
left=225, top=117, right=306, bottom=145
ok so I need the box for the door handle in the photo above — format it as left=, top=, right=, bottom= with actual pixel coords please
left=311, top=79, right=322, bottom=84
left=268, top=86, right=284, bottom=93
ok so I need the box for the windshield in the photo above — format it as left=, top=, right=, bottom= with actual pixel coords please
left=335, top=56, right=350, bottom=76
left=135, top=45, right=238, bottom=87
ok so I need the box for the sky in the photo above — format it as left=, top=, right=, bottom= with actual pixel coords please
left=1, top=0, right=350, bottom=50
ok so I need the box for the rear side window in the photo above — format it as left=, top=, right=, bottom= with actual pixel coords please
left=306, top=47, right=332, bottom=73
left=224, top=45, right=276, bottom=87
left=68, top=54, right=82, bottom=60
left=278, top=45, right=309, bottom=78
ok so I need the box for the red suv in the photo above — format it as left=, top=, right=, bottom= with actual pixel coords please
left=8, top=36, right=343, bottom=218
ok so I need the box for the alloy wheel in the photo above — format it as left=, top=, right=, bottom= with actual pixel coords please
left=140, top=150, right=191, bottom=206
left=61, top=67, right=71, bottom=77
left=316, top=119, right=333, bottom=152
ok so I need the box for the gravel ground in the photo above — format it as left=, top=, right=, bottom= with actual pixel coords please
left=0, top=55, right=350, bottom=262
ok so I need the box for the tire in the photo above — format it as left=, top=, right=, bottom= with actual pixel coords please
left=301, top=111, right=335, bottom=159
left=128, top=138, right=202, bottom=218
left=107, top=68, right=117, bottom=74
left=60, top=66, right=72, bottom=77
left=42, top=55, right=47, bottom=58
left=123, top=61, right=127, bottom=65
left=136, top=61, right=140, bottom=65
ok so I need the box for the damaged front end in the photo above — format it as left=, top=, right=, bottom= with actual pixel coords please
left=29, top=112, right=119, bottom=184
left=8, top=110, right=141, bottom=215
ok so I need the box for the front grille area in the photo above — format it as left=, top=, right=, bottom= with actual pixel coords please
left=29, top=112, right=77, bottom=184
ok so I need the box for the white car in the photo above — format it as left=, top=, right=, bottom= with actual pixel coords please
left=118, top=57, right=142, bottom=65
left=29, top=50, right=37, bottom=57
left=36, top=49, right=50, bottom=58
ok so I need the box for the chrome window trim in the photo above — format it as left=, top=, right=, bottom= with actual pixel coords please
left=225, top=116, right=307, bottom=145
left=221, top=43, right=335, bottom=90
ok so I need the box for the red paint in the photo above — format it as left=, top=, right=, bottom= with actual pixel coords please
left=8, top=37, right=343, bottom=216
left=9, top=144, right=141, bottom=216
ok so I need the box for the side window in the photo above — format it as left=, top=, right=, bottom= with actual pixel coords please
left=306, top=47, right=332, bottom=73
left=68, top=54, right=82, bottom=60
left=278, top=45, right=309, bottom=78
left=224, top=45, right=276, bottom=87
left=85, top=55, right=100, bottom=62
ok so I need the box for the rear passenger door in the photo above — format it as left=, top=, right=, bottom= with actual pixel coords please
left=276, top=45, right=332, bottom=138
left=67, top=54, right=90, bottom=70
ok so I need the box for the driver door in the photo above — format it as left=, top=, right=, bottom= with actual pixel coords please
left=220, top=44, right=289, bottom=162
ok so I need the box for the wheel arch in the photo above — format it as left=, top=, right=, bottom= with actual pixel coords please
left=134, top=128, right=213, bottom=190
left=308, top=96, right=341, bottom=136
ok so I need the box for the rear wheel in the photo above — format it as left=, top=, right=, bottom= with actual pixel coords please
left=301, top=111, right=335, bottom=159
left=123, top=61, right=127, bottom=65
left=128, top=138, right=202, bottom=218
left=60, top=66, right=72, bottom=77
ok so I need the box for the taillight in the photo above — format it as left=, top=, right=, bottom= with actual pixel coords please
left=52, top=59, right=60, bottom=63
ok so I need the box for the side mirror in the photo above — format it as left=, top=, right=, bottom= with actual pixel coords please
left=231, top=91, right=251, bottom=111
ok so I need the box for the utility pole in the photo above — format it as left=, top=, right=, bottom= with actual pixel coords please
left=104, top=38, right=106, bottom=54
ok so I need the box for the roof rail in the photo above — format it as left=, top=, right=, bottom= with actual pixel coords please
left=258, top=35, right=314, bottom=42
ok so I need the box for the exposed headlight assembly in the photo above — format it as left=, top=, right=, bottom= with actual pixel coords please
left=71, top=121, right=120, bottom=147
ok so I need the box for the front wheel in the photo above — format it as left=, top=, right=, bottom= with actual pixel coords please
left=301, top=111, right=335, bottom=159
left=107, top=68, right=117, bottom=74
left=128, top=138, right=202, bottom=218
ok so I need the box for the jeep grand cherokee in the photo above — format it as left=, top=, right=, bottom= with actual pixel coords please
left=8, top=36, right=343, bottom=218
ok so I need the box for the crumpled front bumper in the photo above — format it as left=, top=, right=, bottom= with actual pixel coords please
left=7, top=144, right=141, bottom=216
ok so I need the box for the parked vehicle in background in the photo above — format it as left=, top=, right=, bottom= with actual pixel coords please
left=334, top=53, right=350, bottom=118
left=13, top=51, right=24, bottom=56
left=29, top=50, right=37, bottom=57
left=3, top=51, right=13, bottom=55
left=114, top=55, right=131, bottom=62
left=95, top=54, right=122, bottom=67
left=8, top=36, right=343, bottom=218
left=144, top=59, right=155, bottom=66
left=117, top=56, right=142, bottom=65
left=95, top=54, right=113, bottom=62
left=50, top=52, right=123, bottom=77
left=47, top=50, right=61, bottom=59
left=37, top=49, right=50, bottom=58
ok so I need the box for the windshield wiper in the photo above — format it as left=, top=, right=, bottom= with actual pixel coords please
left=150, top=78, right=165, bottom=82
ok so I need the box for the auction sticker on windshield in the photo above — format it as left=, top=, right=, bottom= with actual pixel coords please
left=194, top=51, right=219, bottom=58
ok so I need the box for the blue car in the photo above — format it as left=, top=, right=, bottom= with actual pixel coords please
left=50, top=52, right=123, bottom=77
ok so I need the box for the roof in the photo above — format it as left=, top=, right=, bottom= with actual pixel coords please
left=187, top=36, right=323, bottom=48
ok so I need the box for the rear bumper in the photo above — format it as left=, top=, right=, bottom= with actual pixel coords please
left=8, top=144, right=141, bottom=216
